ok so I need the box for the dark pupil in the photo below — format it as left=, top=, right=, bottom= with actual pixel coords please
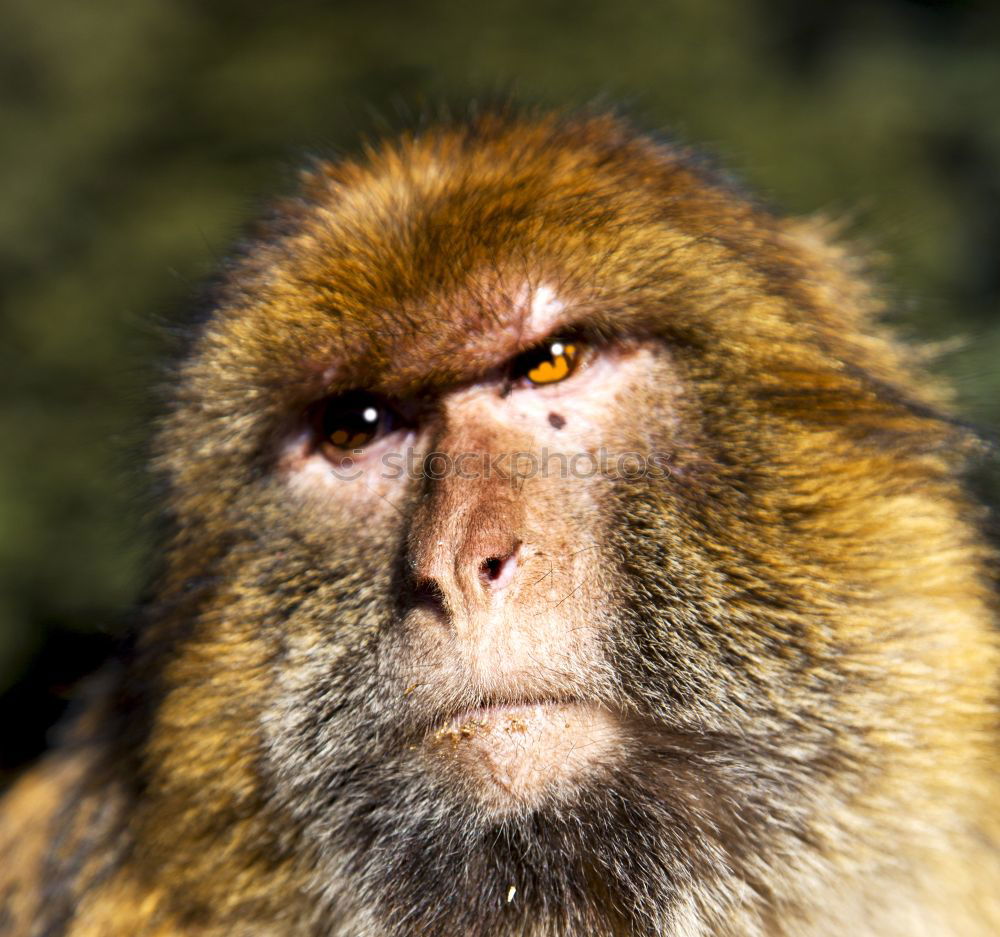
left=515, top=343, right=558, bottom=376
left=323, top=396, right=381, bottom=449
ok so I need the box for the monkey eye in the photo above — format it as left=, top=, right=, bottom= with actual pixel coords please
left=509, top=337, right=584, bottom=386
left=314, top=391, right=397, bottom=453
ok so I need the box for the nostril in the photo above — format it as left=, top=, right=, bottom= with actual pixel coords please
left=410, top=577, right=449, bottom=618
left=479, top=546, right=519, bottom=591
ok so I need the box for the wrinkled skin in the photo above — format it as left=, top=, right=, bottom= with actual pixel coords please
left=1, top=110, right=998, bottom=937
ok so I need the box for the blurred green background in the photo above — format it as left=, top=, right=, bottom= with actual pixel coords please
left=1, top=0, right=998, bottom=777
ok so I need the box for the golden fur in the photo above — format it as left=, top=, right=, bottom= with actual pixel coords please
left=1, top=109, right=997, bottom=936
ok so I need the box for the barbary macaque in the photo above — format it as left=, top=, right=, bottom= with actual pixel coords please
left=1, top=109, right=998, bottom=937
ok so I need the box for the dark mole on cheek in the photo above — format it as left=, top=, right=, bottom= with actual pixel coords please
left=548, top=412, right=566, bottom=430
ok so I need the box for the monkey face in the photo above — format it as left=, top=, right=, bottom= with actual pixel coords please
left=278, top=302, right=682, bottom=813
left=145, top=113, right=992, bottom=935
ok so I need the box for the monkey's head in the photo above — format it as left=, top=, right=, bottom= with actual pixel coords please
left=136, top=111, right=998, bottom=935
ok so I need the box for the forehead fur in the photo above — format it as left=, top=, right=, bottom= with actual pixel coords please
left=197, top=110, right=781, bottom=397
left=170, top=107, right=956, bottom=489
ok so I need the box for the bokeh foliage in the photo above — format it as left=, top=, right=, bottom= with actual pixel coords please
left=1, top=0, right=998, bottom=769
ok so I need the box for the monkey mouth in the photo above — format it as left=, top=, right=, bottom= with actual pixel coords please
left=423, top=699, right=621, bottom=809
left=435, top=697, right=573, bottom=731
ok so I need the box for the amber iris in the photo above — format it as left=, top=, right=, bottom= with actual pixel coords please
left=319, top=392, right=385, bottom=451
left=513, top=339, right=582, bottom=386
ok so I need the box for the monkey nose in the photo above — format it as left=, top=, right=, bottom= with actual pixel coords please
left=477, top=542, right=520, bottom=592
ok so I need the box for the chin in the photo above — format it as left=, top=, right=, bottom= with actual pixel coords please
left=423, top=701, right=624, bottom=814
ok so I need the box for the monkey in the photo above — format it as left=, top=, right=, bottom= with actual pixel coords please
left=0, top=107, right=997, bottom=937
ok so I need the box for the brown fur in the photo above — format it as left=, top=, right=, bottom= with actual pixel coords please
left=1, top=108, right=997, bottom=936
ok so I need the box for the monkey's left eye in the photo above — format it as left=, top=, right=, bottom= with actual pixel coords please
left=509, top=337, right=585, bottom=386
left=314, top=391, right=397, bottom=453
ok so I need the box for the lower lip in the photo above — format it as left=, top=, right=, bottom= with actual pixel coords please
left=426, top=701, right=620, bottom=808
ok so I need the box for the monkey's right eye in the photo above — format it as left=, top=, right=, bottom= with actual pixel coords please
left=314, top=391, right=397, bottom=454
